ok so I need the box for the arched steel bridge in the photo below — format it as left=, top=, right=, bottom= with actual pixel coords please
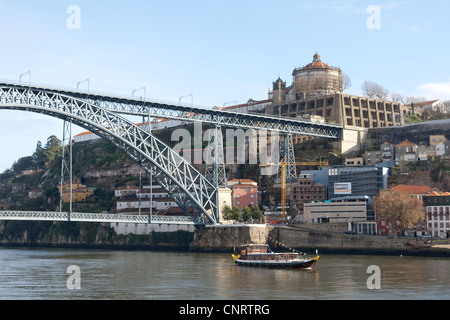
left=0, top=81, right=343, bottom=226
left=0, top=81, right=343, bottom=138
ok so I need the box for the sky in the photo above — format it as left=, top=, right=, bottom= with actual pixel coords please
left=0, top=0, right=449, bottom=172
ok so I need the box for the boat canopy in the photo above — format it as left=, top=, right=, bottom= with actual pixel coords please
left=240, top=244, right=270, bottom=254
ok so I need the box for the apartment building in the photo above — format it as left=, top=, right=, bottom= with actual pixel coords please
left=424, top=192, right=450, bottom=239
left=226, top=179, right=259, bottom=211
left=57, top=182, right=94, bottom=204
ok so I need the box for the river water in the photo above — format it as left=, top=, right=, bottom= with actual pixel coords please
left=0, top=247, right=449, bottom=301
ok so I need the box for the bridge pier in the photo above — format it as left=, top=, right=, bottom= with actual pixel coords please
left=216, top=187, right=232, bottom=223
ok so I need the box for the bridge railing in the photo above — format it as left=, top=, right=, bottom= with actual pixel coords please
left=0, top=211, right=205, bottom=225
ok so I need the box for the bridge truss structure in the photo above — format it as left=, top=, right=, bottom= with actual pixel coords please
left=0, top=82, right=342, bottom=139
left=0, top=211, right=202, bottom=225
left=0, top=81, right=343, bottom=225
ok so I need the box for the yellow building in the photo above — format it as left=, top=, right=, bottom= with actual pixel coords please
left=58, top=183, right=94, bottom=203
left=430, top=135, right=447, bottom=147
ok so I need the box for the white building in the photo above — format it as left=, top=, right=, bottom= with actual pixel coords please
left=303, top=197, right=369, bottom=224
left=424, top=192, right=450, bottom=239
left=303, top=196, right=377, bottom=235
left=115, top=184, right=177, bottom=213
left=115, top=185, right=139, bottom=198
left=113, top=184, right=191, bottom=235
left=404, top=99, right=449, bottom=114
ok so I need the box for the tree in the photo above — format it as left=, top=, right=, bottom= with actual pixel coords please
left=295, top=77, right=314, bottom=99
left=444, top=100, right=450, bottom=112
left=406, top=96, right=427, bottom=104
left=250, top=205, right=264, bottom=220
left=373, top=189, right=425, bottom=237
left=390, top=92, right=405, bottom=103
left=242, top=206, right=253, bottom=222
left=342, top=74, right=352, bottom=91
left=404, top=113, right=422, bottom=124
left=242, top=205, right=264, bottom=222
left=361, top=81, right=389, bottom=100
left=11, top=156, right=34, bottom=174
left=30, top=136, right=63, bottom=168
left=222, top=205, right=241, bottom=221
left=32, top=141, right=46, bottom=169
left=43, top=135, right=62, bottom=164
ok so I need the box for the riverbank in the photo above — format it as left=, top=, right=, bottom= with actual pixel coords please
left=0, top=220, right=194, bottom=251
left=1, top=220, right=449, bottom=257
left=190, top=224, right=450, bottom=257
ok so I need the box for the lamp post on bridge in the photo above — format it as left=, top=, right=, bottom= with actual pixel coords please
left=223, top=100, right=238, bottom=112
left=19, top=71, right=31, bottom=84
left=77, top=79, right=90, bottom=94
left=132, top=87, right=146, bottom=100
left=179, top=94, right=193, bottom=107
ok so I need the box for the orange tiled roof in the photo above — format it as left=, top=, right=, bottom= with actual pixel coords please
left=229, top=178, right=257, bottom=184
left=427, top=191, right=450, bottom=197
left=75, top=131, right=94, bottom=137
left=391, top=185, right=432, bottom=194
left=396, top=140, right=416, bottom=147
left=303, top=61, right=330, bottom=69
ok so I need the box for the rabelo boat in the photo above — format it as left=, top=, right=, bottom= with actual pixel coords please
left=231, top=244, right=319, bottom=269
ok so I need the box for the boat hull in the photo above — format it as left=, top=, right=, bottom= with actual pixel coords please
left=235, top=257, right=319, bottom=269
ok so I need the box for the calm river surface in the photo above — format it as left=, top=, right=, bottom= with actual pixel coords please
left=0, top=247, right=449, bottom=300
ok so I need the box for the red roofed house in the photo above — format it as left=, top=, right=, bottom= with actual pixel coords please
left=390, top=184, right=433, bottom=201
left=395, top=140, right=417, bottom=163
left=227, top=179, right=259, bottom=211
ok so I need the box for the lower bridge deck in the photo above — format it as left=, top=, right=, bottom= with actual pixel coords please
left=0, top=211, right=204, bottom=225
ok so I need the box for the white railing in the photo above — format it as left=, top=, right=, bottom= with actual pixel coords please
left=0, top=211, right=204, bottom=225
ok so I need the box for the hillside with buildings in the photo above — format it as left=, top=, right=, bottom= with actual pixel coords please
left=1, top=52, right=449, bottom=247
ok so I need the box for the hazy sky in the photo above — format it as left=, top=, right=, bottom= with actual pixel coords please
left=0, top=0, right=449, bottom=172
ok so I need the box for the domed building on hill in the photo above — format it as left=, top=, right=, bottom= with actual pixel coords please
left=267, top=53, right=404, bottom=132
left=293, top=53, right=343, bottom=98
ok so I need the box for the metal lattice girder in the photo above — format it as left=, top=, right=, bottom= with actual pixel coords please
left=284, top=134, right=298, bottom=179
left=0, top=211, right=202, bottom=225
left=278, top=134, right=298, bottom=181
left=204, top=126, right=226, bottom=188
left=0, top=86, right=218, bottom=224
left=0, top=82, right=343, bottom=139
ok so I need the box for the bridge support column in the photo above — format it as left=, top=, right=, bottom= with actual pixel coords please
left=59, top=120, right=73, bottom=214
left=204, top=125, right=227, bottom=188
left=217, top=187, right=232, bottom=224
left=278, top=134, right=298, bottom=181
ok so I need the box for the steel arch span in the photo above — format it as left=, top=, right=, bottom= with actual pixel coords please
left=0, top=85, right=218, bottom=224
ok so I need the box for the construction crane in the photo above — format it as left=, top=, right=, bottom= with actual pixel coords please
left=260, top=159, right=328, bottom=221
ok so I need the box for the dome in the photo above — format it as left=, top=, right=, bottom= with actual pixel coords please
left=303, top=53, right=330, bottom=69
